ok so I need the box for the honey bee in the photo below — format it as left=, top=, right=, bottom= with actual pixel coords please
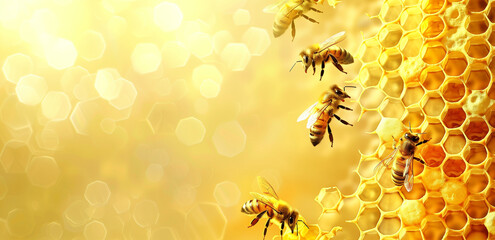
left=263, top=0, right=324, bottom=40
left=290, top=31, right=354, bottom=81
left=374, top=128, right=430, bottom=192
left=241, top=176, right=308, bottom=239
left=297, top=85, right=354, bottom=147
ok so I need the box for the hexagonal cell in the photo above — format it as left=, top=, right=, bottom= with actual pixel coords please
left=221, top=43, right=251, bottom=71
left=153, top=2, right=182, bottom=32
left=402, top=107, right=424, bottom=128
left=175, top=117, right=206, bottom=146
left=421, top=0, right=444, bottom=14
left=399, top=227, right=422, bottom=240
left=133, top=200, right=159, bottom=228
left=0, top=140, right=31, bottom=173
left=444, top=208, right=467, bottom=230
left=378, top=192, right=402, bottom=212
left=442, top=157, right=466, bottom=178
left=441, top=79, right=465, bottom=102
left=489, top=83, right=495, bottom=100
left=318, top=210, right=339, bottom=231
left=188, top=32, right=214, bottom=59
left=465, top=63, right=490, bottom=90
left=26, top=156, right=60, bottom=188
left=463, top=143, right=487, bottom=165
left=465, top=90, right=491, bottom=115
left=356, top=206, right=380, bottom=231
left=16, top=74, right=48, bottom=106
left=443, top=130, right=466, bottom=154
left=2, top=53, right=34, bottom=84
left=464, top=118, right=489, bottom=141
left=378, top=215, right=401, bottom=235
left=41, top=91, right=72, bottom=121
left=233, top=9, right=250, bottom=25
left=242, top=27, right=270, bottom=56
left=161, top=41, right=190, bottom=69
left=358, top=182, right=381, bottom=202
left=419, top=66, right=444, bottom=90
left=465, top=37, right=489, bottom=59
left=465, top=195, right=489, bottom=219
left=441, top=106, right=466, bottom=128
left=422, top=167, right=445, bottom=190
left=131, top=43, right=162, bottom=74
left=402, top=84, right=424, bottom=106
left=441, top=180, right=467, bottom=205
left=421, top=215, right=446, bottom=239
left=467, top=14, right=489, bottom=34
left=424, top=192, right=445, bottom=214
left=186, top=203, right=226, bottom=239
left=214, top=181, right=241, bottom=207
left=399, top=7, right=422, bottom=31
left=359, top=63, right=382, bottom=87
left=399, top=32, right=422, bottom=59
left=7, top=208, right=35, bottom=237
left=78, top=30, right=106, bottom=61
left=420, top=16, right=445, bottom=38
left=489, top=2, right=495, bottom=22
left=379, top=73, right=403, bottom=98
left=398, top=200, right=425, bottom=226
left=467, top=0, right=488, bottom=12
left=421, top=94, right=445, bottom=117
left=84, top=220, right=107, bottom=240
left=315, top=187, right=342, bottom=210
left=212, top=121, right=246, bottom=157
left=379, top=48, right=402, bottom=71
left=85, top=180, right=111, bottom=206
left=419, top=144, right=445, bottom=168
left=488, top=133, right=495, bottom=154
left=466, top=224, right=489, bottom=240
left=487, top=186, right=495, bottom=207
left=465, top=168, right=489, bottom=194
left=378, top=23, right=402, bottom=47
left=379, top=0, right=402, bottom=22
left=421, top=121, right=445, bottom=144
left=358, top=38, right=381, bottom=63
left=421, top=41, right=446, bottom=64
left=443, top=51, right=467, bottom=76
left=400, top=182, right=426, bottom=200
left=380, top=98, right=404, bottom=118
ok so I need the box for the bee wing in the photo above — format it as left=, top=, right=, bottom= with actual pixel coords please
left=263, top=0, right=291, bottom=13
left=257, top=176, right=279, bottom=199
left=404, top=155, right=415, bottom=192
left=250, top=192, right=276, bottom=207
left=373, top=147, right=399, bottom=179
left=297, top=102, right=318, bottom=122
left=307, top=102, right=332, bottom=129
left=318, top=31, right=346, bottom=53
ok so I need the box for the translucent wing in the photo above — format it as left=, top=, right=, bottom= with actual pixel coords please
left=404, top=155, right=414, bottom=192
left=306, top=102, right=331, bottom=129
left=318, top=31, right=346, bottom=53
left=373, top=147, right=399, bottom=179
left=250, top=192, right=276, bottom=207
left=257, top=176, right=279, bottom=199
left=263, top=0, right=290, bottom=13
left=297, top=102, right=318, bottom=122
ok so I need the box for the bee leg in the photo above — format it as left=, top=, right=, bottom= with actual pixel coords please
left=327, top=124, right=334, bottom=147
left=301, top=14, right=319, bottom=24
left=248, top=210, right=266, bottom=228
left=320, top=61, right=325, bottom=81
left=291, top=21, right=296, bottom=41
left=280, top=221, right=285, bottom=240
left=338, top=105, right=353, bottom=111
left=414, top=157, right=427, bottom=165
left=329, top=55, right=347, bottom=74
left=312, top=59, right=316, bottom=75
left=334, top=114, right=353, bottom=126
left=416, top=139, right=430, bottom=146
left=263, top=218, right=271, bottom=240
left=311, top=7, right=323, bottom=13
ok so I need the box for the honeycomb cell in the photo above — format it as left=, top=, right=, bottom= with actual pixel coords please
left=399, top=227, right=422, bottom=240
left=400, top=7, right=422, bottom=31
left=379, top=23, right=402, bottom=47
left=161, top=41, right=190, bottom=69
left=153, top=2, right=182, bottom=32
left=400, top=182, right=426, bottom=200
left=380, top=99, right=404, bottom=118
left=315, top=187, right=342, bottom=210
left=16, top=74, right=48, bottom=106
left=26, top=156, right=59, bottom=188
left=131, top=43, right=162, bottom=74
left=380, top=73, right=403, bottom=98
left=378, top=192, right=403, bottom=212
left=134, top=200, right=159, bottom=228
left=463, top=143, right=487, bottom=165
left=444, top=208, right=467, bottom=230
left=359, top=63, right=382, bottom=87
left=441, top=79, right=465, bottom=102
left=399, top=32, right=422, bottom=58
left=318, top=210, right=340, bottom=230
left=420, top=16, right=445, bottom=38
left=379, top=0, right=402, bottom=22
left=441, top=107, right=466, bottom=128
left=84, top=220, right=106, bottom=240
left=85, top=180, right=111, bottom=206
left=421, top=0, right=444, bottom=14
left=358, top=182, right=381, bottom=202
left=402, top=85, right=424, bottom=106
left=465, top=90, right=491, bottom=115
left=186, top=203, right=226, bottom=240
left=379, top=48, right=402, bottom=71
left=358, top=38, right=381, bottom=63
left=441, top=180, right=467, bottom=205
left=378, top=215, right=401, bottom=235
left=41, top=91, right=72, bottom=121
left=465, top=63, right=490, bottom=90
left=221, top=43, right=251, bottom=71
left=175, top=117, right=206, bottom=146
left=442, top=157, right=466, bottom=178
left=356, top=206, right=380, bottom=231
left=188, top=32, right=214, bottom=59
left=421, top=215, right=446, bottom=240
left=242, top=27, right=270, bottom=56
left=0, top=140, right=31, bottom=173
left=212, top=121, right=246, bottom=157
left=443, top=52, right=467, bottom=76
left=466, top=224, right=489, bottom=240
left=2, top=53, right=34, bottom=84
left=421, top=41, right=446, bottom=64
left=214, top=181, right=241, bottom=207
left=464, top=118, right=488, bottom=141
left=466, top=14, right=489, bottom=34
left=151, top=227, right=178, bottom=240
left=424, top=192, right=445, bottom=214
left=109, top=78, right=137, bottom=110
left=465, top=37, right=489, bottom=59
left=489, top=2, right=495, bottom=22
left=419, top=66, right=444, bottom=90
left=402, top=107, right=424, bottom=128
left=421, top=94, right=445, bottom=117
left=78, top=30, right=106, bottom=61
left=45, top=38, right=78, bottom=70
left=422, top=167, right=445, bottom=190
left=443, top=130, right=465, bottom=154
left=467, top=0, right=488, bottom=11
left=486, top=212, right=495, bottom=234
left=375, top=118, right=403, bottom=143
left=422, top=122, right=445, bottom=144
left=489, top=83, right=495, bottom=100
left=399, top=200, right=425, bottom=226
left=489, top=133, right=495, bottom=153
left=465, top=195, right=489, bottom=219
left=7, top=209, right=35, bottom=237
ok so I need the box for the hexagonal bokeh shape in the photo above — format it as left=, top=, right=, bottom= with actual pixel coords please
left=188, top=32, right=214, bottom=59
left=26, top=156, right=60, bottom=188
left=441, top=180, right=467, bottom=205
left=133, top=200, right=159, bottom=228
left=221, top=43, right=251, bottom=71
left=378, top=23, right=402, bottom=48
left=421, top=41, right=446, bottom=64
left=466, top=13, right=489, bottom=34
left=465, top=168, right=489, bottom=194
left=398, top=200, right=425, bottom=226
left=6, top=208, right=35, bottom=237
left=315, top=187, right=342, bottom=210
left=78, top=30, right=106, bottom=61
left=0, top=140, right=31, bottom=173
left=400, top=7, right=422, bottom=31
left=175, top=117, right=206, bottom=146
left=162, top=41, right=190, bottom=68
left=358, top=63, right=382, bottom=87
left=444, top=208, right=467, bottom=230
left=2, top=53, right=34, bottom=84
left=84, top=220, right=107, bottom=240
left=379, top=0, right=402, bottom=22
left=421, top=93, right=445, bottom=117
left=109, top=78, right=137, bottom=110
left=356, top=206, right=380, bottom=231
left=153, top=1, right=182, bottom=32
left=41, top=91, right=72, bottom=121
left=45, top=38, right=78, bottom=70
left=213, top=30, right=234, bottom=54
left=242, top=27, right=270, bottom=56
left=424, top=192, right=445, bottom=214
left=16, top=74, right=48, bottom=106
left=212, top=121, right=246, bottom=157
left=131, top=43, right=162, bottom=74
left=420, top=65, right=444, bottom=90
left=465, top=195, right=489, bottom=219
left=441, top=79, right=465, bottom=102
left=233, top=9, right=250, bottom=25
left=442, top=51, right=467, bottom=76
left=465, top=63, right=490, bottom=90
left=84, top=180, right=111, bottom=206
left=378, top=48, right=402, bottom=71
left=463, top=143, right=487, bottom=165
left=379, top=72, right=403, bottom=98
left=214, top=181, right=241, bottom=207
left=421, top=215, right=446, bottom=240
left=463, top=117, right=489, bottom=141
left=443, top=130, right=466, bottom=154
left=151, top=227, right=179, bottom=240
left=186, top=203, right=226, bottom=240
left=0, top=95, right=30, bottom=131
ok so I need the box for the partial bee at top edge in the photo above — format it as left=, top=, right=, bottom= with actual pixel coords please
left=241, top=176, right=308, bottom=240
left=290, top=31, right=354, bottom=81
left=374, top=126, right=430, bottom=192
left=263, top=0, right=325, bottom=40
left=297, top=84, right=355, bottom=147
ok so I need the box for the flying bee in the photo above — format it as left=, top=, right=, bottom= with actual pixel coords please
left=241, top=176, right=308, bottom=240
left=263, top=0, right=324, bottom=40
left=290, top=31, right=354, bottom=81
left=374, top=127, right=430, bottom=192
left=297, top=85, right=354, bottom=147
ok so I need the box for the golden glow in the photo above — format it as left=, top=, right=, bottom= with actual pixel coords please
left=16, top=74, right=48, bottom=106
left=44, top=38, right=78, bottom=70
left=131, top=43, right=162, bottom=74
left=153, top=2, right=183, bottom=32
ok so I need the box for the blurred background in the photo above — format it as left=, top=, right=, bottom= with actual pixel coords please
left=0, top=0, right=383, bottom=239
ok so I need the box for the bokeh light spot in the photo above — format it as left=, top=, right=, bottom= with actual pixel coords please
left=214, top=181, right=241, bottom=207
left=242, top=27, right=271, bottom=56
left=45, top=38, right=78, bottom=70
left=133, top=200, right=159, bottom=228
left=162, top=41, right=190, bottom=68
left=212, top=121, right=246, bottom=157
left=200, top=79, right=221, bottom=98
left=78, top=30, right=106, bottom=61
left=221, top=43, right=251, bottom=71
left=2, top=53, right=34, bottom=84
left=175, top=117, right=206, bottom=146
left=84, top=180, right=111, bottom=206
left=41, top=91, right=72, bottom=121
left=154, top=2, right=182, bottom=32
left=26, top=156, right=60, bottom=188
left=84, top=220, right=107, bottom=240
left=131, top=43, right=162, bottom=74
left=16, top=74, right=48, bottom=106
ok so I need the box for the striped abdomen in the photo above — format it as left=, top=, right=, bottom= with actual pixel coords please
left=241, top=199, right=271, bottom=215
left=391, top=156, right=407, bottom=186
left=273, top=0, right=311, bottom=37
left=326, top=46, right=354, bottom=64
left=309, top=113, right=332, bottom=146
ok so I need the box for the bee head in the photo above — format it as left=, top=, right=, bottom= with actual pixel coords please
left=299, top=54, right=311, bottom=73
left=331, top=85, right=350, bottom=100
left=287, top=210, right=299, bottom=234
left=405, top=132, right=420, bottom=143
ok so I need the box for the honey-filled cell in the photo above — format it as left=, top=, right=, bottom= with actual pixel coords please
left=487, top=187, right=495, bottom=207
left=421, top=0, right=445, bottom=14
left=378, top=215, right=401, bottom=235
left=420, top=16, right=445, bottom=39
left=465, top=37, right=490, bottom=59
left=379, top=23, right=402, bottom=47
left=421, top=41, right=446, bottom=64
left=463, top=118, right=489, bottom=141
left=441, top=106, right=466, bottom=128
left=463, top=143, right=487, bottom=165
left=489, top=83, right=495, bottom=100
left=465, top=224, right=489, bottom=240
left=443, top=52, right=468, bottom=76
left=442, top=157, right=466, bottom=178
left=420, top=144, right=445, bottom=167
left=419, top=66, right=444, bottom=90
left=424, top=192, right=445, bottom=214
left=399, top=227, right=423, bottom=240
left=488, top=133, right=495, bottom=154
left=489, top=2, right=495, bottom=23
left=466, top=14, right=489, bottom=34
left=465, top=195, right=489, bottom=219
left=465, top=168, right=489, bottom=194
left=441, top=79, right=465, bottom=102
left=444, top=208, right=467, bottom=230
left=378, top=191, right=403, bottom=212
left=443, top=130, right=466, bottom=154
left=402, top=85, right=424, bottom=107
left=465, top=63, right=490, bottom=90
left=422, top=122, right=445, bottom=144
left=402, top=107, right=425, bottom=128
left=421, top=215, right=446, bottom=240
left=421, top=94, right=445, bottom=117
left=466, top=0, right=488, bottom=12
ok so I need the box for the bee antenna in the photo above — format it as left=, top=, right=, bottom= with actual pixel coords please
left=289, top=60, right=302, bottom=72
left=343, top=85, right=356, bottom=92
left=297, top=220, right=309, bottom=229
left=409, top=121, right=412, bottom=133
